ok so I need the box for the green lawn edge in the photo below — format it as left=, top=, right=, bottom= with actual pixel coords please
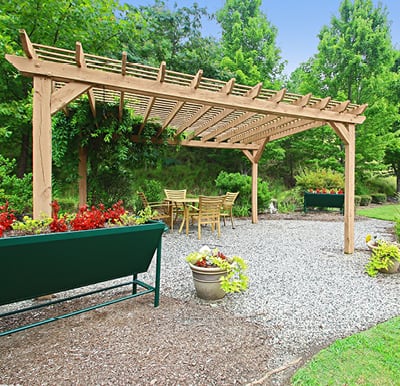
left=291, top=316, right=400, bottom=385
left=356, top=204, right=400, bottom=221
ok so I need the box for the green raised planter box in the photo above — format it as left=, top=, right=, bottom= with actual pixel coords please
left=304, top=192, right=344, bottom=214
left=0, top=220, right=167, bottom=335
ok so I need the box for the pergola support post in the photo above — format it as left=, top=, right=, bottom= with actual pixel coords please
left=344, top=124, right=356, bottom=253
left=251, top=161, right=258, bottom=223
left=32, top=76, right=52, bottom=219
left=244, top=143, right=268, bottom=225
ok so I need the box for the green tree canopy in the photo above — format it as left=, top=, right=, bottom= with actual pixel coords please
left=216, top=0, right=284, bottom=87
left=279, top=0, right=399, bottom=187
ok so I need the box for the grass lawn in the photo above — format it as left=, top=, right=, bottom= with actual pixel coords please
left=356, top=204, right=400, bottom=221
left=291, top=316, right=400, bottom=385
left=292, top=204, right=400, bottom=385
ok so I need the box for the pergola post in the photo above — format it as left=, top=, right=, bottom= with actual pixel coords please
left=32, top=76, right=52, bottom=219
left=344, top=124, right=356, bottom=253
left=252, top=161, right=258, bottom=224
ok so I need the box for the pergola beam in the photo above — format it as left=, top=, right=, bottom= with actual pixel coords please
left=6, top=55, right=366, bottom=125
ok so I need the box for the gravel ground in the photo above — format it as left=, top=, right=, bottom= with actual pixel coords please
left=1, top=212, right=399, bottom=385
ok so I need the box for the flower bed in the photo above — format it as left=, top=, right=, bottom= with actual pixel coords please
left=0, top=201, right=168, bottom=336
left=303, top=190, right=344, bottom=214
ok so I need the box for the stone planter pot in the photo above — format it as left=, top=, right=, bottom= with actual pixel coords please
left=378, top=259, right=400, bottom=274
left=367, top=240, right=378, bottom=251
left=188, top=263, right=227, bottom=300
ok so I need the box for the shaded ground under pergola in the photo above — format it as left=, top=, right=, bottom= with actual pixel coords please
left=6, top=30, right=367, bottom=252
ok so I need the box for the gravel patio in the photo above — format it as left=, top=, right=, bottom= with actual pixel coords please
left=1, top=212, right=399, bottom=385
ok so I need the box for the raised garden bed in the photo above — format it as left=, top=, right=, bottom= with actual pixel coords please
left=0, top=220, right=167, bottom=336
left=303, top=192, right=344, bottom=214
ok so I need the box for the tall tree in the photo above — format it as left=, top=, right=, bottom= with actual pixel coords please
left=122, top=0, right=223, bottom=78
left=216, top=0, right=283, bottom=87
left=315, top=0, right=393, bottom=103
left=277, top=0, right=398, bottom=187
left=0, top=0, right=125, bottom=176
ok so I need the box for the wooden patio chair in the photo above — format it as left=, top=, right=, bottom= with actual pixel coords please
left=188, top=195, right=225, bottom=240
left=137, top=191, right=171, bottom=225
left=220, top=191, right=239, bottom=229
left=164, top=189, right=186, bottom=225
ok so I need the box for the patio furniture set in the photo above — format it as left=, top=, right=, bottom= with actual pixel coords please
left=138, top=190, right=239, bottom=239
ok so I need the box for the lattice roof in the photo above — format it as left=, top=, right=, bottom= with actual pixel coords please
left=7, top=30, right=366, bottom=154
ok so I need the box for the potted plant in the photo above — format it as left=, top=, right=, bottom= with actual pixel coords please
left=185, top=246, right=248, bottom=300
left=365, top=237, right=400, bottom=277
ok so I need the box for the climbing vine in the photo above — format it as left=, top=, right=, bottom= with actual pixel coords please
left=52, top=97, right=176, bottom=207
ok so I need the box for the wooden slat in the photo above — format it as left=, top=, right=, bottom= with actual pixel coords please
left=269, top=121, right=325, bottom=141
left=175, top=78, right=236, bottom=136
left=161, top=69, right=203, bottom=131
left=119, top=52, right=128, bottom=120
left=75, top=42, right=96, bottom=117
left=20, top=30, right=37, bottom=59
left=268, top=88, right=286, bottom=103
left=138, top=61, right=166, bottom=134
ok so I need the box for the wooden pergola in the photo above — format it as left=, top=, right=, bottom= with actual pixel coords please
left=6, top=30, right=367, bottom=253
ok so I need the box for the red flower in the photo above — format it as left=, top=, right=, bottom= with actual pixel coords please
left=0, top=201, right=16, bottom=235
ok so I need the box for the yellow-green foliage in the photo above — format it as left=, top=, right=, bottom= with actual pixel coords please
left=295, top=168, right=344, bottom=191
left=365, top=240, right=400, bottom=277
left=12, top=216, right=52, bottom=235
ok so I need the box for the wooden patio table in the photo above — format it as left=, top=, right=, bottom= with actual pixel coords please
left=166, top=197, right=199, bottom=234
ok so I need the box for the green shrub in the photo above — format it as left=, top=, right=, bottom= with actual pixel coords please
left=366, top=176, right=396, bottom=197
left=360, top=195, right=372, bottom=206
left=354, top=195, right=361, bottom=206
left=54, top=197, right=78, bottom=213
left=215, top=171, right=271, bottom=215
left=133, top=179, right=165, bottom=211
left=0, top=156, right=32, bottom=215
left=295, top=168, right=344, bottom=191
left=371, top=193, right=387, bottom=204
left=276, top=188, right=303, bottom=213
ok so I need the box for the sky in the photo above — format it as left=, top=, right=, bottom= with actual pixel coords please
left=123, top=0, right=400, bottom=75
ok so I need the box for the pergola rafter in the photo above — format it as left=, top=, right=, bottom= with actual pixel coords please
left=6, top=30, right=367, bottom=253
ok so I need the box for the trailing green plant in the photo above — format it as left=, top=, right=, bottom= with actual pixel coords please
left=52, top=98, right=176, bottom=208
left=365, top=240, right=400, bottom=277
left=185, top=246, right=249, bottom=294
